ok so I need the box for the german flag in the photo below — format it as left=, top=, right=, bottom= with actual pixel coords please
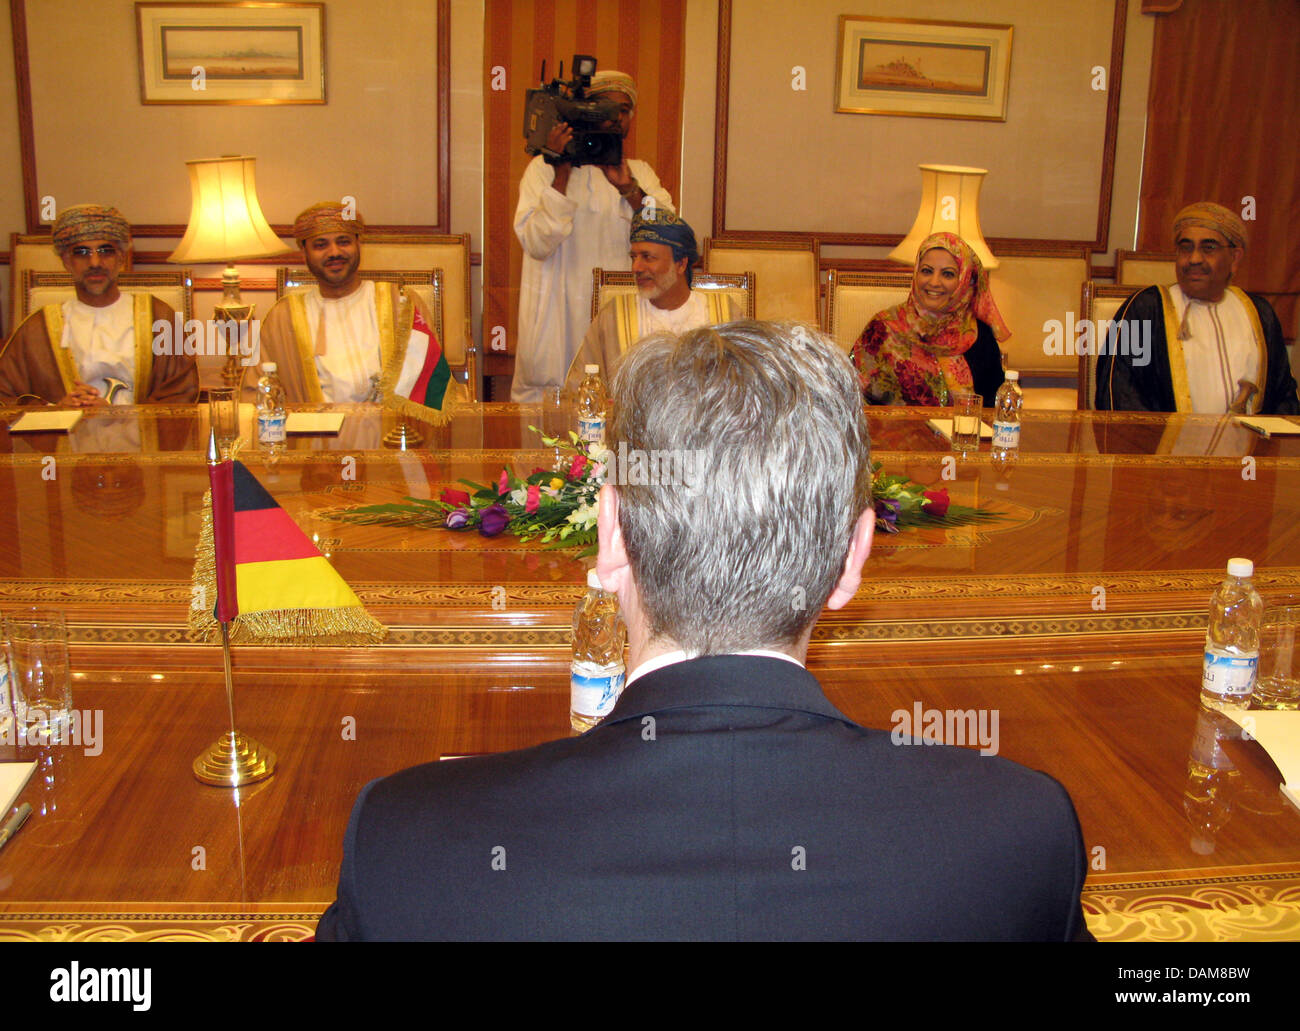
left=190, top=461, right=386, bottom=644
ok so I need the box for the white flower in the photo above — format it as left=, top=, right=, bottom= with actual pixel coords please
left=566, top=500, right=597, bottom=528
left=510, top=487, right=528, bottom=507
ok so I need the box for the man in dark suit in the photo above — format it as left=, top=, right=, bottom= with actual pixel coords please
left=318, top=320, right=1091, bottom=941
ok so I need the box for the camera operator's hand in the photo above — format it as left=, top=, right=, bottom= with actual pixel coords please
left=546, top=122, right=574, bottom=194
left=603, top=160, right=645, bottom=211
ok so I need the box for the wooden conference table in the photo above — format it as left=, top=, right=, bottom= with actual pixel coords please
left=0, top=403, right=1297, bottom=941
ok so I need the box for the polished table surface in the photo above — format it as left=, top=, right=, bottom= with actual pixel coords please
left=1, top=403, right=1298, bottom=940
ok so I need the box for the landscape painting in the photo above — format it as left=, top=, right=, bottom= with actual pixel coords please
left=836, top=17, right=1012, bottom=121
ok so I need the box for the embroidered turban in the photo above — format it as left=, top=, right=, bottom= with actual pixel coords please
left=293, top=202, right=365, bottom=245
left=1173, top=202, right=1247, bottom=250
left=587, top=70, right=637, bottom=108
left=630, top=209, right=698, bottom=266
left=51, top=204, right=131, bottom=256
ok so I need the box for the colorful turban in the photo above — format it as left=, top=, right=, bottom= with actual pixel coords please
left=292, top=202, right=365, bottom=245
left=630, top=209, right=698, bottom=266
left=51, top=204, right=130, bottom=256
left=588, top=70, right=637, bottom=108
left=1173, top=201, right=1247, bottom=250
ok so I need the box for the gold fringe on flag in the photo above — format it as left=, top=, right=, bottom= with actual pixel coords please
left=187, top=489, right=388, bottom=645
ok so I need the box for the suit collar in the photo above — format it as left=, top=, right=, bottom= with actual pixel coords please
left=602, top=654, right=853, bottom=728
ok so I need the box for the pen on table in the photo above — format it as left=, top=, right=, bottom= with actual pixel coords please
left=1236, top=419, right=1269, bottom=439
left=0, top=803, right=33, bottom=853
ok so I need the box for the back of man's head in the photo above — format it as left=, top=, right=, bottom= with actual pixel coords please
left=607, top=320, right=872, bottom=653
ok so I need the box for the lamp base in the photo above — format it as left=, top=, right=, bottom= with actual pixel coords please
left=193, top=730, right=277, bottom=786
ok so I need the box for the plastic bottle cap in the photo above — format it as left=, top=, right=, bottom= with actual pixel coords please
left=1005, top=370, right=1019, bottom=381
left=1226, top=557, right=1254, bottom=578
left=261, top=362, right=277, bottom=373
left=586, top=569, right=604, bottom=590
left=585, top=365, right=599, bottom=374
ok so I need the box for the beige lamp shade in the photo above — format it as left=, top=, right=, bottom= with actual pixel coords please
left=888, top=164, right=998, bottom=270
left=168, top=156, right=288, bottom=263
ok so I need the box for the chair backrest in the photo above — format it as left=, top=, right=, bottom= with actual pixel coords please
left=590, top=269, right=755, bottom=322
left=276, top=267, right=444, bottom=347
left=702, top=236, right=820, bottom=324
left=985, top=249, right=1090, bottom=382
left=22, top=269, right=193, bottom=323
left=10, top=234, right=66, bottom=331
left=1080, top=282, right=1138, bottom=409
left=823, top=269, right=912, bottom=353
left=1115, top=249, right=1176, bottom=288
left=361, top=233, right=471, bottom=371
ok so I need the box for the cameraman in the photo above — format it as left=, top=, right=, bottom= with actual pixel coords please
left=512, top=70, right=674, bottom=403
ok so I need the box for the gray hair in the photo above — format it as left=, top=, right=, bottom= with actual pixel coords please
left=608, top=320, right=872, bottom=653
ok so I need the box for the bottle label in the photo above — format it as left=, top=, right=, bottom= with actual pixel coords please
left=257, top=413, right=286, bottom=444
left=577, top=416, right=604, bottom=447
left=992, top=422, right=1020, bottom=449
left=570, top=661, right=625, bottom=720
left=1201, top=648, right=1258, bottom=699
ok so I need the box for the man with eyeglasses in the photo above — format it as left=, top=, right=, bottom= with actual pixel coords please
left=1097, top=201, right=1298, bottom=414
left=0, top=205, right=197, bottom=406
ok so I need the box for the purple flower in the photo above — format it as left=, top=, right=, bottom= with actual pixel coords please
left=444, top=508, right=470, bottom=530
left=478, top=504, right=511, bottom=537
left=875, top=497, right=901, bottom=527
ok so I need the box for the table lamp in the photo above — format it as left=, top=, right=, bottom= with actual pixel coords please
left=889, top=164, right=998, bottom=270
left=168, top=156, right=290, bottom=386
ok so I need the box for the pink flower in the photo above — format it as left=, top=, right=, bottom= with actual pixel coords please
left=923, top=488, right=950, bottom=517
left=440, top=487, right=471, bottom=508
left=525, top=484, right=541, bottom=514
left=497, top=469, right=510, bottom=496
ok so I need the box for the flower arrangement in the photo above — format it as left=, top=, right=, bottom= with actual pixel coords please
left=869, top=462, right=998, bottom=533
left=325, top=429, right=604, bottom=554
left=323, top=434, right=1000, bottom=548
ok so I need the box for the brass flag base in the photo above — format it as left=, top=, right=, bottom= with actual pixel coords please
left=193, top=730, right=277, bottom=786
left=383, top=418, right=425, bottom=450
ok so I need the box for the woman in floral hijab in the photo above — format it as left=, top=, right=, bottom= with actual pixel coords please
left=851, top=232, right=1009, bottom=406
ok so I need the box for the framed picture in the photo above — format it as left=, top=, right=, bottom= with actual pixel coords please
left=835, top=16, right=1013, bottom=122
left=136, top=2, right=326, bottom=105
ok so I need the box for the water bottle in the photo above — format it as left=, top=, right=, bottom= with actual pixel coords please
left=576, top=365, right=607, bottom=448
left=570, top=569, right=626, bottom=732
left=255, top=362, right=287, bottom=465
left=991, top=370, right=1022, bottom=465
left=1201, top=557, right=1264, bottom=712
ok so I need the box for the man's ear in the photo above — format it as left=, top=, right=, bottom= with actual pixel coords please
left=825, top=508, right=875, bottom=611
left=1229, top=244, right=1243, bottom=280
left=595, top=484, right=632, bottom=594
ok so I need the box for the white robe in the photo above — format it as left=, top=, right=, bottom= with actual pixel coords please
left=62, top=295, right=137, bottom=404
left=1168, top=285, right=1261, bottom=414
left=512, top=156, right=674, bottom=403
left=302, top=280, right=384, bottom=404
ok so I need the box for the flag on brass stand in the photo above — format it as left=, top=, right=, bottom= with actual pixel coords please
left=189, top=460, right=386, bottom=644
left=384, top=302, right=456, bottom=424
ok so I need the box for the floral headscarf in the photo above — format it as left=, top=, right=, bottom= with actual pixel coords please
left=852, top=233, right=1010, bottom=405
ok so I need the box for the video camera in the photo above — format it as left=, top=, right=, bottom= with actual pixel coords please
left=523, top=54, right=623, bottom=168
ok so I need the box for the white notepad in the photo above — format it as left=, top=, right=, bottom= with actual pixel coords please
left=0, top=761, right=36, bottom=814
left=1227, top=710, right=1300, bottom=811
left=286, top=412, right=346, bottom=434
left=926, top=418, right=993, bottom=441
left=8, top=410, right=83, bottom=433
left=1235, top=416, right=1300, bottom=438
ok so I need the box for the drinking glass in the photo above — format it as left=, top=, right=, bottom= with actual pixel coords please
left=4, top=608, right=73, bottom=742
left=950, top=390, right=982, bottom=453
left=208, top=387, right=240, bottom=459
left=1255, top=605, right=1300, bottom=710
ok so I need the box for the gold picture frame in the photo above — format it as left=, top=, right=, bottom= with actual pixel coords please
left=835, top=16, right=1013, bottom=122
left=136, top=2, right=326, bottom=105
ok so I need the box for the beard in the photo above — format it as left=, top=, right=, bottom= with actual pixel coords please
left=637, top=263, right=679, bottom=302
